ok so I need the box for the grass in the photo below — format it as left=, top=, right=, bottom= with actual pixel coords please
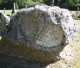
left=76, top=61, right=80, bottom=68
left=60, top=20, right=80, bottom=68
left=70, top=20, right=80, bottom=46
left=70, top=11, right=80, bottom=20
left=52, top=20, right=80, bottom=68
left=74, top=20, right=80, bottom=68
left=0, top=10, right=12, bottom=15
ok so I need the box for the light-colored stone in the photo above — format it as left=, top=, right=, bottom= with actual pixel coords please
left=0, top=13, right=10, bottom=25
left=0, top=5, right=76, bottom=62
left=0, top=13, right=10, bottom=35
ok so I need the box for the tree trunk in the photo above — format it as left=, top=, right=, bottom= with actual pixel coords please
left=44, top=0, right=60, bottom=6
left=54, top=0, right=59, bottom=6
left=44, top=0, right=54, bottom=6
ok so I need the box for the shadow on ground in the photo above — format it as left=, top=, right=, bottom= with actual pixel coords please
left=0, top=54, right=54, bottom=68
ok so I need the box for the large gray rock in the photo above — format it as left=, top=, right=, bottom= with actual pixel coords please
left=0, top=5, right=76, bottom=62
left=0, top=13, right=10, bottom=34
left=0, top=13, right=10, bottom=25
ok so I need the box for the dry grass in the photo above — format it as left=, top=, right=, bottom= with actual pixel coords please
left=0, top=10, right=12, bottom=15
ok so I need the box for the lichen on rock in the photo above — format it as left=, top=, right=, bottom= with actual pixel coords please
left=0, top=5, right=76, bottom=62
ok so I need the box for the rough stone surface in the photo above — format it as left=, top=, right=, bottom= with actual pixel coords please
left=0, top=13, right=10, bottom=25
left=0, top=5, right=76, bottom=62
left=0, top=13, right=10, bottom=34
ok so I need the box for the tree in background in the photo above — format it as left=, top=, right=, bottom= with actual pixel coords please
left=67, top=0, right=80, bottom=6
left=0, top=0, right=43, bottom=9
left=0, top=0, right=2, bottom=4
left=43, top=0, right=54, bottom=6
left=43, top=0, right=62, bottom=6
left=67, top=0, right=80, bottom=10
left=0, top=0, right=13, bottom=9
left=0, top=0, right=80, bottom=10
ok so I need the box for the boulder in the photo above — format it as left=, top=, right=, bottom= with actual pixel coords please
left=0, top=5, right=76, bottom=62
left=0, top=13, right=10, bottom=35
left=0, top=13, right=10, bottom=25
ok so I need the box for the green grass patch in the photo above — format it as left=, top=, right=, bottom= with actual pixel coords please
left=69, top=20, right=80, bottom=68
left=76, top=61, right=80, bottom=68
left=68, top=20, right=80, bottom=49
left=0, top=10, right=12, bottom=15
left=70, top=11, right=80, bottom=20
left=74, top=20, right=80, bottom=44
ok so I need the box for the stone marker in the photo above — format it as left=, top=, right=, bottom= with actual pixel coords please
left=0, top=5, right=76, bottom=62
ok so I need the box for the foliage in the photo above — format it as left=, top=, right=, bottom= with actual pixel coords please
left=0, top=0, right=43, bottom=9
left=0, top=0, right=2, bottom=4
left=59, top=0, right=80, bottom=6
left=67, top=0, right=80, bottom=6
left=71, top=11, right=80, bottom=20
left=43, top=0, right=54, bottom=6
left=59, top=0, right=80, bottom=10
left=33, top=0, right=43, bottom=3
left=0, top=0, right=80, bottom=10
